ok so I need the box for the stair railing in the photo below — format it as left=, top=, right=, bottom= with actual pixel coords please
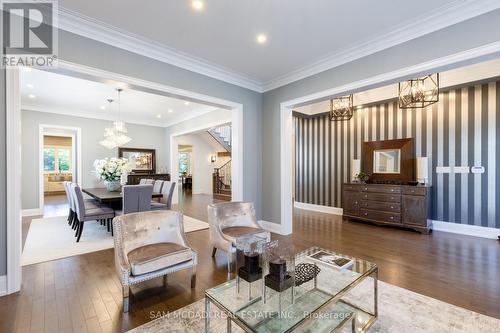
left=213, top=160, right=231, bottom=194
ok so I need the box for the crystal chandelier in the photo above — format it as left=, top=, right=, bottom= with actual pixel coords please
left=100, top=88, right=131, bottom=149
left=399, top=73, right=439, bottom=109
left=329, top=95, right=353, bottom=121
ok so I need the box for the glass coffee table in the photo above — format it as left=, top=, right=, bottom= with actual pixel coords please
left=205, top=246, right=378, bottom=332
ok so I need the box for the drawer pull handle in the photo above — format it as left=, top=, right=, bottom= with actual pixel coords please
left=390, top=197, right=394, bottom=200
left=364, top=213, right=368, bottom=216
left=390, top=206, right=394, bottom=209
left=355, top=201, right=358, bottom=204
left=390, top=216, right=394, bottom=220
left=391, top=189, right=394, bottom=192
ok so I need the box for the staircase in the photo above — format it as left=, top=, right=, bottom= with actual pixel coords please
left=213, top=160, right=231, bottom=201
left=208, top=125, right=231, bottom=152
left=209, top=124, right=232, bottom=201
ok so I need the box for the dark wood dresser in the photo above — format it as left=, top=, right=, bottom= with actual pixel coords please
left=343, top=183, right=432, bottom=233
left=126, top=173, right=170, bottom=185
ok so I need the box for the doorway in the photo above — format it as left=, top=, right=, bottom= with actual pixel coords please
left=38, top=125, right=82, bottom=217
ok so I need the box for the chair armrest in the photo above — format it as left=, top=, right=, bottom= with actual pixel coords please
left=112, top=219, right=131, bottom=285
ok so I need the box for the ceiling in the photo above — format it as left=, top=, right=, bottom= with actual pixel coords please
left=56, top=0, right=500, bottom=92
left=20, top=69, right=221, bottom=127
left=295, top=57, right=500, bottom=114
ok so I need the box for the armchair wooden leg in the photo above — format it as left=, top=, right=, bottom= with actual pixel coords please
left=211, top=247, right=217, bottom=257
left=191, top=266, right=197, bottom=289
left=123, top=286, right=130, bottom=313
left=227, top=252, right=232, bottom=280
left=163, top=275, right=168, bottom=286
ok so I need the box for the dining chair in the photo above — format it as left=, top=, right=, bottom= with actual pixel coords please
left=139, top=179, right=154, bottom=185
left=113, top=210, right=197, bottom=312
left=151, top=181, right=176, bottom=210
left=66, top=182, right=101, bottom=230
left=63, top=181, right=74, bottom=225
left=207, top=202, right=270, bottom=274
left=152, top=180, right=164, bottom=196
left=70, top=183, right=115, bottom=242
left=117, top=184, right=154, bottom=215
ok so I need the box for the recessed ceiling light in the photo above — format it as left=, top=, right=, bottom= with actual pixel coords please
left=256, top=34, right=267, bottom=44
left=168, top=109, right=173, bottom=113
left=184, top=101, right=190, bottom=106
left=192, top=0, right=203, bottom=10
left=28, top=94, right=36, bottom=99
left=156, top=114, right=163, bottom=119
left=26, top=83, right=34, bottom=89
left=100, top=105, right=106, bottom=110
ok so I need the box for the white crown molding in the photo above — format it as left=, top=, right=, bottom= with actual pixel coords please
left=262, top=0, right=500, bottom=92
left=21, top=102, right=217, bottom=128
left=56, top=7, right=263, bottom=93
left=56, top=2, right=500, bottom=93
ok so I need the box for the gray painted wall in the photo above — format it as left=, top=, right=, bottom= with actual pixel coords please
left=262, top=10, right=500, bottom=225
left=21, top=110, right=169, bottom=210
left=0, top=28, right=262, bottom=275
left=294, top=79, right=500, bottom=229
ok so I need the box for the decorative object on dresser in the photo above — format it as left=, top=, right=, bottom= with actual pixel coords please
left=343, top=183, right=432, bottom=233
left=362, top=138, right=414, bottom=184
left=118, top=147, right=156, bottom=173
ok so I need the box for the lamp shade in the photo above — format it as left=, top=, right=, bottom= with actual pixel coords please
left=416, top=157, right=428, bottom=184
left=351, top=159, right=361, bottom=182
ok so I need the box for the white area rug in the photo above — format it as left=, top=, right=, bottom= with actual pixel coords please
left=22, top=214, right=210, bottom=266
left=128, top=279, right=500, bottom=333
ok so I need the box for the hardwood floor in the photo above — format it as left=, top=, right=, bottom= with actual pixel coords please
left=2, top=193, right=500, bottom=332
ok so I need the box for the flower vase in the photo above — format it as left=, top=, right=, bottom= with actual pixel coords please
left=104, top=180, right=121, bottom=192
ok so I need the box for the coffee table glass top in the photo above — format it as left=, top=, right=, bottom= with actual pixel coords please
left=205, top=246, right=377, bottom=332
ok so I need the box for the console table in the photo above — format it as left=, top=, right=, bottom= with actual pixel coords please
left=126, top=173, right=170, bottom=185
left=343, top=183, right=432, bottom=233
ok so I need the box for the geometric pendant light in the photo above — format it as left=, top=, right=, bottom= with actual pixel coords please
left=399, top=73, right=439, bottom=109
left=329, top=94, right=354, bottom=121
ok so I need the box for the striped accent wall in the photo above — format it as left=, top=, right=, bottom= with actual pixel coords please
left=294, top=79, right=500, bottom=228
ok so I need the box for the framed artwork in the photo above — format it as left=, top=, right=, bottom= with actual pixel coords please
left=118, top=148, right=156, bottom=173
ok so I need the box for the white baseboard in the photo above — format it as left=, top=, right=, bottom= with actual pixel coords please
left=293, top=202, right=499, bottom=240
left=432, top=220, right=500, bottom=239
left=258, top=220, right=291, bottom=235
left=294, top=201, right=343, bottom=216
left=0, top=275, right=7, bottom=296
left=22, top=208, right=43, bottom=217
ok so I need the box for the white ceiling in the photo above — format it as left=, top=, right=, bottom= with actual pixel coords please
left=20, top=69, right=220, bottom=127
left=296, top=57, right=500, bottom=114
left=56, top=0, right=500, bottom=92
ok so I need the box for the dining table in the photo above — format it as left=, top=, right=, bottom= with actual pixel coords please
left=82, top=187, right=163, bottom=208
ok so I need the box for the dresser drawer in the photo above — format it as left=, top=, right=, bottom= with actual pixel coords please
left=360, top=209, right=401, bottom=224
left=344, top=184, right=360, bottom=192
left=360, top=201, right=401, bottom=213
left=360, top=186, right=401, bottom=194
left=402, top=187, right=426, bottom=196
left=360, top=192, right=401, bottom=203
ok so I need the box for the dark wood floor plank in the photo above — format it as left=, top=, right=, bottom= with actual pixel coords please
left=1, top=191, right=500, bottom=333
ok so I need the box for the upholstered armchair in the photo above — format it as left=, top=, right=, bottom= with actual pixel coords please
left=207, top=202, right=270, bottom=274
left=113, top=210, right=197, bottom=312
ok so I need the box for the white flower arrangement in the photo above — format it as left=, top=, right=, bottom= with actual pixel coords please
left=93, top=158, right=132, bottom=183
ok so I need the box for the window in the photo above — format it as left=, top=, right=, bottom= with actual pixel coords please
left=44, top=146, right=72, bottom=173
left=179, top=152, right=190, bottom=174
